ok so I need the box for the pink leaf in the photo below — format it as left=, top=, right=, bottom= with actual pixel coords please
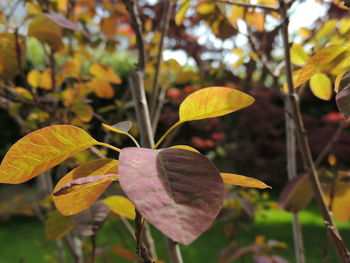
left=119, top=147, right=224, bottom=245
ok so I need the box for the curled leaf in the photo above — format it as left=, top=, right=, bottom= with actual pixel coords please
left=0, top=125, right=98, bottom=184
left=53, top=159, right=118, bottom=215
left=102, top=121, right=132, bottom=135
left=221, top=173, right=271, bottom=189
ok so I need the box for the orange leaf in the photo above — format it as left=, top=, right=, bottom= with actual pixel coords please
left=246, top=11, right=265, bottom=32
left=53, top=159, right=118, bottom=215
left=0, top=125, right=98, bottom=184
left=87, top=79, right=115, bottom=99
left=221, top=173, right=271, bottom=189
left=101, top=14, right=118, bottom=38
left=179, top=87, right=254, bottom=122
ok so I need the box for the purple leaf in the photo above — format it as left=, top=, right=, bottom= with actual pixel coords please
left=119, top=147, right=224, bottom=245
left=53, top=174, right=118, bottom=196
left=45, top=14, right=89, bottom=36
left=336, top=84, right=350, bottom=118
left=72, top=201, right=110, bottom=236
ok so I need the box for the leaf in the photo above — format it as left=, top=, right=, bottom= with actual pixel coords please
left=72, top=201, right=110, bottom=236
left=53, top=173, right=118, bottom=196
left=336, top=84, right=350, bottom=118
left=102, top=121, right=132, bottom=135
left=27, top=70, right=41, bottom=88
left=246, top=11, right=265, bottom=32
left=179, top=87, right=254, bottom=122
left=101, top=14, right=118, bottom=38
left=197, top=2, right=216, bottom=15
left=53, top=159, right=118, bottom=216
left=45, top=210, right=72, bottom=240
left=45, top=13, right=88, bottom=36
left=295, top=45, right=349, bottom=88
left=175, top=0, right=191, bottom=26
left=39, top=68, right=53, bottom=90
left=87, top=79, right=115, bottom=99
left=169, top=145, right=199, bottom=153
left=221, top=173, right=271, bottom=189
left=71, top=103, right=93, bottom=123
left=309, top=73, right=332, bottom=101
left=290, top=43, right=309, bottom=66
left=102, top=195, right=135, bottom=219
left=0, top=33, right=25, bottom=80
left=0, top=125, right=98, bottom=184
left=28, top=15, right=63, bottom=51
left=119, top=148, right=224, bottom=245
left=90, top=63, right=121, bottom=84
left=279, top=174, right=313, bottom=213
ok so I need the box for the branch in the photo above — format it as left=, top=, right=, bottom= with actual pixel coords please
left=121, top=0, right=146, bottom=71
left=217, top=0, right=278, bottom=12
left=149, top=0, right=174, bottom=122
left=279, top=0, right=350, bottom=261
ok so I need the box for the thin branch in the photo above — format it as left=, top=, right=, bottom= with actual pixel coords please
left=121, top=0, right=146, bottom=71
left=279, top=0, right=350, bottom=261
left=217, top=0, right=278, bottom=12
left=149, top=0, right=174, bottom=121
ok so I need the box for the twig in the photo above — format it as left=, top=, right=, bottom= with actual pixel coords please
left=149, top=0, right=174, bottom=121
left=217, top=0, right=278, bottom=12
left=285, top=98, right=305, bottom=263
left=315, top=122, right=345, bottom=167
left=279, top=0, right=350, bottom=262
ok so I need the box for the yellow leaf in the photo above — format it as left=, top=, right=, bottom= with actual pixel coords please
left=13, top=87, right=33, bottom=101
left=179, top=87, right=255, bottom=122
left=197, top=2, right=216, bottom=15
left=87, top=79, right=115, bottom=99
left=102, top=121, right=132, bottom=135
left=315, top=19, right=337, bottom=39
left=26, top=2, right=42, bottom=15
left=295, top=45, right=349, bottom=88
left=290, top=43, right=310, bottom=66
left=229, top=5, right=244, bottom=24
left=299, top=27, right=311, bottom=38
left=221, top=173, right=271, bottom=189
left=90, top=63, right=121, bottom=84
left=169, top=145, right=199, bottom=153
left=335, top=69, right=347, bottom=93
left=175, top=0, right=191, bottom=26
left=53, top=159, right=118, bottom=216
left=28, top=15, right=63, bottom=51
left=102, top=195, right=135, bottom=219
left=0, top=125, right=98, bottom=184
left=45, top=210, right=72, bottom=240
left=39, top=68, right=53, bottom=90
left=328, top=154, right=337, bottom=166
left=27, top=70, right=41, bottom=88
left=309, top=73, right=332, bottom=101
left=339, top=18, right=350, bottom=35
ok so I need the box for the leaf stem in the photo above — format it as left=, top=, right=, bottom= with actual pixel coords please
left=96, top=142, right=121, bottom=153
left=153, top=121, right=182, bottom=149
left=126, top=133, right=141, bottom=148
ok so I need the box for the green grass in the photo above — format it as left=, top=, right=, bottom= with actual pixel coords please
left=0, top=204, right=349, bottom=263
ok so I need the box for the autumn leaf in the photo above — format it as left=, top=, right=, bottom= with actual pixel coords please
left=90, top=63, right=121, bottom=84
left=53, top=159, right=118, bottom=215
left=102, top=195, right=135, bottom=219
left=45, top=210, right=72, bottom=240
left=87, top=79, right=115, bottom=99
left=221, top=173, right=271, bottom=189
left=175, top=0, right=191, bottom=26
left=0, top=125, right=98, bottom=184
left=28, top=15, right=63, bottom=51
left=102, top=121, right=132, bottom=135
left=119, top=147, right=224, bottom=245
left=179, top=87, right=254, bottom=122
left=169, top=145, right=199, bottom=153
left=309, top=73, right=332, bottom=101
